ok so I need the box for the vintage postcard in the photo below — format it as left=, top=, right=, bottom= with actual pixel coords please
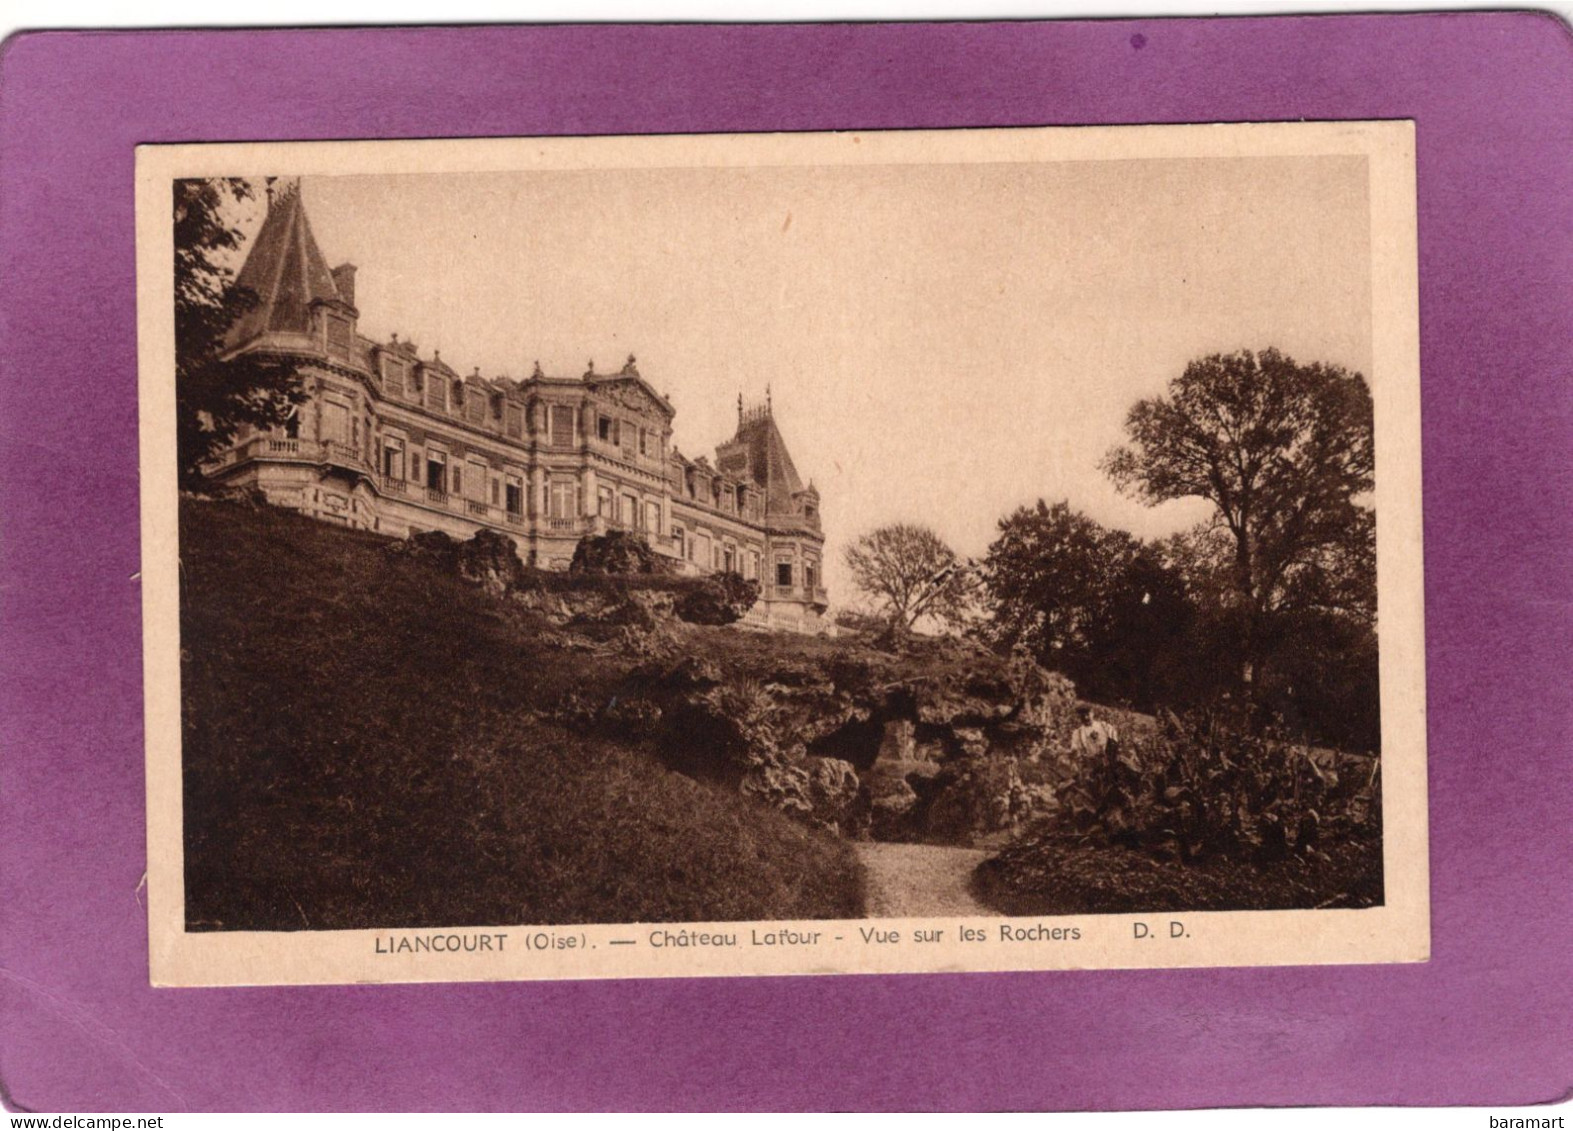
left=137, top=122, right=1426, bottom=987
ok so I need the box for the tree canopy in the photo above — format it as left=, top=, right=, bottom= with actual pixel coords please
left=842, top=523, right=976, bottom=632
left=979, top=500, right=1190, bottom=709
left=175, top=178, right=301, bottom=488
left=1103, top=348, right=1375, bottom=689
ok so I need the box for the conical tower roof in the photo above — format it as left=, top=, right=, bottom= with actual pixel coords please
left=226, top=182, right=348, bottom=348
left=729, top=405, right=808, bottom=516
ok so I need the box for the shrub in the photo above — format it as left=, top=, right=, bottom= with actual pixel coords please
left=570, top=530, right=670, bottom=575
left=674, top=571, right=759, bottom=626
left=1054, top=706, right=1380, bottom=864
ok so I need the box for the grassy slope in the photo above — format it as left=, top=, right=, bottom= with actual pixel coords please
left=179, top=499, right=862, bottom=931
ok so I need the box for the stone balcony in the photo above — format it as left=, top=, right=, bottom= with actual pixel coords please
left=215, top=435, right=372, bottom=475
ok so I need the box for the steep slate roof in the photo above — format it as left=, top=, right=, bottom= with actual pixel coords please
left=227, top=184, right=349, bottom=347
left=730, top=411, right=808, bottom=514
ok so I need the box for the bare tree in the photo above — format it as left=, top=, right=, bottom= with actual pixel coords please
left=843, top=523, right=976, bottom=632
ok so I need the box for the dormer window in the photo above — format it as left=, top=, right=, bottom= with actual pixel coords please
left=382, top=357, right=405, bottom=397
left=324, top=313, right=352, bottom=355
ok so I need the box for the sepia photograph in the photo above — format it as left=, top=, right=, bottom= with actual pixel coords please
left=137, top=123, right=1427, bottom=985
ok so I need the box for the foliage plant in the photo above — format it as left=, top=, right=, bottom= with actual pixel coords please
left=1053, top=705, right=1381, bottom=864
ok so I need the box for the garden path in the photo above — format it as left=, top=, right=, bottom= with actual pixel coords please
left=855, top=841, right=992, bottom=918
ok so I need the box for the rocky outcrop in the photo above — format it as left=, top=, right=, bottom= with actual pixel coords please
left=512, top=578, right=756, bottom=632
left=673, top=572, right=760, bottom=626
left=607, top=634, right=1079, bottom=843
left=570, top=530, right=670, bottom=575
left=395, top=529, right=527, bottom=596
left=396, top=527, right=1078, bottom=843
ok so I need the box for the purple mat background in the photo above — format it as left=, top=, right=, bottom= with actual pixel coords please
left=1, top=15, right=1570, bottom=1113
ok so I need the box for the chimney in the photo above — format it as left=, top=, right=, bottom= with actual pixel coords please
left=331, top=263, right=357, bottom=307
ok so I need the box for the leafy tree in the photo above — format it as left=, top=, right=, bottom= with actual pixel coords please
left=1103, top=348, right=1375, bottom=694
left=980, top=500, right=1132, bottom=660
left=978, top=499, right=1189, bottom=708
left=175, top=178, right=301, bottom=488
left=1094, top=542, right=1195, bottom=710
left=1151, top=521, right=1379, bottom=748
left=842, top=523, right=977, bottom=632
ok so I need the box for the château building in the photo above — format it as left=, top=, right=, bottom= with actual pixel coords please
left=205, top=183, right=829, bottom=632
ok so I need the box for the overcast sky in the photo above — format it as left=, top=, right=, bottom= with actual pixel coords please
left=231, top=155, right=1371, bottom=603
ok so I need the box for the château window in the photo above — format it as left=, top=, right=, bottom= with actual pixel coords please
left=505, top=404, right=524, bottom=439
left=425, top=373, right=445, bottom=413
left=645, top=501, right=660, bottom=534
left=597, top=415, right=620, bottom=445
left=777, top=561, right=793, bottom=587
left=505, top=474, right=524, bottom=516
left=639, top=428, right=651, bottom=457
left=597, top=486, right=615, bottom=518
left=550, top=405, right=575, bottom=448
left=548, top=479, right=577, bottom=520
left=451, top=464, right=463, bottom=496
left=805, top=563, right=818, bottom=591
left=382, top=436, right=404, bottom=480
left=325, top=315, right=351, bottom=355
left=425, top=450, right=446, bottom=493
left=466, top=458, right=489, bottom=502
left=672, top=527, right=685, bottom=558
left=320, top=399, right=350, bottom=445
left=466, top=389, right=485, bottom=424
left=622, top=493, right=638, bottom=526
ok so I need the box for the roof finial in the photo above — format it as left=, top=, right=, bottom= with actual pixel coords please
left=586, top=358, right=596, bottom=377
left=532, top=360, right=544, bottom=379
left=766, top=384, right=773, bottom=414
left=623, top=353, right=638, bottom=375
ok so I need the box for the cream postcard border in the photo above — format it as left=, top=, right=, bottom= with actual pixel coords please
left=137, top=122, right=1427, bottom=987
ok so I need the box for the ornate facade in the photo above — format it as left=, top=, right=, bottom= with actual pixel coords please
left=206, top=184, right=829, bottom=632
